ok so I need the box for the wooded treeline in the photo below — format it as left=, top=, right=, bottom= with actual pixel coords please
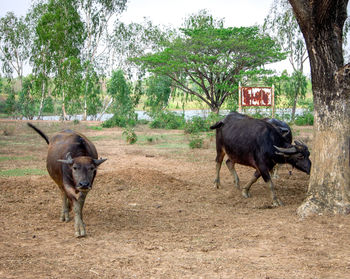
left=0, top=0, right=327, bottom=122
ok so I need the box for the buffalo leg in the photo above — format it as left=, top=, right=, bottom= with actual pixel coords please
left=73, top=193, right=87, bottom=237
left=226, top=159, right=240, bottom=189
left=242, top=171, right=260, bottom=198
left=271, top=165, right=280, bottom=179
left=60, top=192, right=70, bottom=222
left=267, top=180, right=284, bottom=206
left=214, top=150, right=225, bottom=188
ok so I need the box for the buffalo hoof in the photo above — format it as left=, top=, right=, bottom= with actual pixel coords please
left=75, top=223, right=86, bottom=238
left=214, top=179, right=221, bottom=189
left=75, top=229, right=86, bottom=238
left=60, top=212, right=70, bottom=222
left=272, top=198, right=284, bottom=207
left=242, top=189, right=251, bottom=198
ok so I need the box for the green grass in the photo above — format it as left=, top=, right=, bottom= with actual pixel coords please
left=89, top=135, right=112, bottom=141
left=0, top=140, right=34, bottom=146
left=88, top=125, right=103, bottom=131
left=0, top=168, right=47, bottom=177
left=153, top=142, right=189, bottom=149
left=0, top=156, right=35, bottom=162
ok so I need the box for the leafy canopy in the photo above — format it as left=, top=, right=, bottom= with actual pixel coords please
left=132, top=11, right=286, bottom=112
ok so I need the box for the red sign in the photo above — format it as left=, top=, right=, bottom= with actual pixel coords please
left=240, top=87, right=272, bottom=107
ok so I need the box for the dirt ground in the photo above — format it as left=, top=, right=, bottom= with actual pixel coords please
left=0, top=120, right=350, bottom=279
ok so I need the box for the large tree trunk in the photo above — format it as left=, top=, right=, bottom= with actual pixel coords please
left=288, top=0, right=350, bottom=216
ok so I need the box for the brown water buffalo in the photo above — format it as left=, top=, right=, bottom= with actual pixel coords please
left=210, top=112, right=311, bottom=206
left=27, top=123, right=107, bottom=237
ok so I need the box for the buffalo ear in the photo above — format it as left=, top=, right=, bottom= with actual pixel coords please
left=58, top=152, right=74, bottom=165
left=93, top=158, right=107, bottom=166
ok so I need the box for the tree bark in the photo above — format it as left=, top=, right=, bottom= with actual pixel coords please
left=288, top=0, right=350, bottom=216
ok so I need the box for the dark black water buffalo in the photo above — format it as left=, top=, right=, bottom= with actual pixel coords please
left=263, top=117, right=293, bottom=178
left=210, top=112, right=311, bottom=206
left=264, top=118, right=292, bottom=144
left=27, top=123, right=107, bottom=237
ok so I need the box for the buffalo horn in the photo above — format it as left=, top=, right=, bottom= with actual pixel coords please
left=294, top=140, right=306, bottom=146
left=58, top=152, right=74, bottom=164
left=281, top=128, right=290, bottom=137
left=274, top=145, right=297, bottom=154
left=93, top=158, right=107, bottom=166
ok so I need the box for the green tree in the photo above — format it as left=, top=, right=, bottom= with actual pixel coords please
left=34, top=0, right=85, bottom=120
left=144, top=75, right=172, bottom=113
left=264, top=0, right=308, bottom=73
left=78, top=0, right=127, bottom=120
left=18, top=75, right=37, bottom=120
left=287, top=0, right=350, bottom=216
left=103, top=69, right=138, bottom=127
left=28, top=1, right=51, bottom=119
left=0, top=12, right=30, bottom=88
left=284, top=70, right=307, bottom=120
left=263, top=1, right=310, bottom=120
left=109, top=19, right=171, bottom=77
left=4, top=82, right=16, bottom=117
left=133, top=11, right=286, bottom=113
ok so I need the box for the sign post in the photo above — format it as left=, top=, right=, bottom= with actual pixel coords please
left=239, top=86, right=274, bottom=117
left=238, top=82, right=242, bottom=113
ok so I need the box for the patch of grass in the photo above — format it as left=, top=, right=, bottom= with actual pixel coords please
left=0, top=140, right=32, bottom=146
left=136, top=134, right=161, bottom=145
left=88, top=125, right=103, bottom=131
left=89, top=135, right=112, bottom=141
left=189, top=137, right=203, bottom=149
left=0, top=156, right=35, bottom=162
left=294, top=111, right=314, bottom=126
left=0, top=168, right=47, bottom=176
left=155, top=143, right=189, bottom=149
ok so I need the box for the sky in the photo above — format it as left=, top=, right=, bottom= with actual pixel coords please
left=0, top=0, right=308, bottom=74
left=0, top=0, right=273, bottom=26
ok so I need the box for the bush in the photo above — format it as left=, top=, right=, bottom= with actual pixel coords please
left=102, top=113, right=137, bottom=128
left=185, top=113, right=222, bottom=134
left=189, top=136, right=203, bottom=149
left=122, top=127, right=137, bottom=144
left=184, top=116, right=209, bottom=134
left=294, top=111, right=314, bottom=126
left=149, top=111, right=185, bottom=129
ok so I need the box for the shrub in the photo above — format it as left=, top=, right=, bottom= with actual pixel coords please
left=149, top=111, right=185, bottom=129
left=189, top=135, right=203, bottom=149
left=102, top=113, right=137, bottom=128
left=294, top=111, right=314, bottom=126
left=185, top=113, right=222, bottom=134
left=122, top=127, right=137, bottom=144
left=184, top=116, right=209, bottom=134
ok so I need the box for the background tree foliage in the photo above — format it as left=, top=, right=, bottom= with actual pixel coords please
left=133, top=11, right=286, bottom=113
left=102, top=69, right=139, bottom=127
left=0, top=12, right=30, bottom=85
left=0, top=1, right=323, bottom=121
left=78, top=0, right=127, bottom=120
left=34, top=0, right=86, bottom=120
